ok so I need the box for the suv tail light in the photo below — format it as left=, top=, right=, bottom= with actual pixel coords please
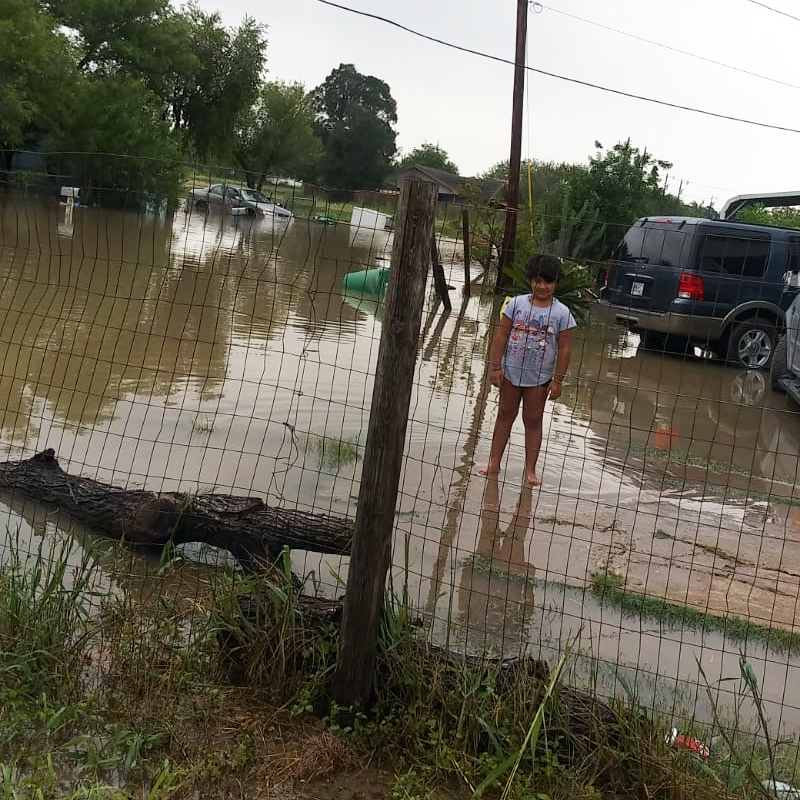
left=605, top=264, right=611, bottom=286
left=678, top=273, right=704, bottom=301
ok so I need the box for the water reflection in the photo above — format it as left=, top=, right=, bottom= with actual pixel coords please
left=457, top=477, right=536, bottom=655
left=578, top=328, right=800, bottom=487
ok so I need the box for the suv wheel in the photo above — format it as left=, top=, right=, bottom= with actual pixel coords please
left=195, top=199, right=208, bottom=212
left=771, top=335, right=789, bottom=390
left=726, top=318, right=776, bottom=370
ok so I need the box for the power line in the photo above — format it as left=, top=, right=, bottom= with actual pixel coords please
left=308, top=0, right=800, bottom=135
left=540, top=4, right=800, bottom=92
left=743, top=0, right=800, bottom=23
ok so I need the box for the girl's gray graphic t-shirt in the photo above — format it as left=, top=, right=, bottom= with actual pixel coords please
left=501, top=296, right=576, bottom=387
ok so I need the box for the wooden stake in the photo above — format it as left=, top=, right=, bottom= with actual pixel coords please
left=332, top=178, right=438, bottom=707
left=430, top=232, right=452, bottom=311
left=462, top=208, right=471, bottom=297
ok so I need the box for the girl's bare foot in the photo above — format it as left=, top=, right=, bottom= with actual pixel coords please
left=526, top=472, right=541, bottom=487
left=479, top=463, right=501, bottom=476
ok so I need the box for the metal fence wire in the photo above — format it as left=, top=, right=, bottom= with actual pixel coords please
left=2, top=154, right=800, bottom=791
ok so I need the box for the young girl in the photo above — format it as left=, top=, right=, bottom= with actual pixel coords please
left=479, top=254, right=576, bottom=486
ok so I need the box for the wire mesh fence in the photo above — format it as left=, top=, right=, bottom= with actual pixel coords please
left=2, top=152, right=800, bottom=793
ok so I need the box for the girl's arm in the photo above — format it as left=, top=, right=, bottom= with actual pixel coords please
left=488, top=315, right=513, bottom=387
left=548, top=328, right=574, bottom=400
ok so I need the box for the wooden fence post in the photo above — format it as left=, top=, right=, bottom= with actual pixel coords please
left=430, top=232, right=452, bottom=311
left=461, top=208, right=471, bottom=297
left=332, top=178, right=438, bottom=708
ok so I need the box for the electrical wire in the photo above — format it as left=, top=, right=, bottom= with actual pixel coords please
left=540, top=3, right=800, bottom=92
left=307, top=0, right=800, bottom=135
left=743, top=0, right=800, bottom=23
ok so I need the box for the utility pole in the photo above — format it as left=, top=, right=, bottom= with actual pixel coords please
left=497, top=0, right=528, bottom=291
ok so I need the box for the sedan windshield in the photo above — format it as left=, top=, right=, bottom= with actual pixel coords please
left=241, top=189, right=270, bottom=203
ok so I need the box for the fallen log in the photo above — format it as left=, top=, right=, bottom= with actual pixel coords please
left=0, top=449, right=352, bottom=566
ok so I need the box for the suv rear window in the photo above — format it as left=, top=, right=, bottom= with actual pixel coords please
left=697, top=234, right=770, bottom=278
left=614, top=223, right=690, bottom=267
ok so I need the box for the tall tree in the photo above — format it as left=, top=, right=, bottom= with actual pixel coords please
left=0, top=0, right=74, bottom=169
left=44, top=0, right=267, bottom=162
left=477, top=141, right=693, bottom=264
left=481, top=160, right=510, bottom=180
left=49, top=75, right=183, bottom=206
left=515, top=141, right=682, bottom=261
left=311, top=63, right=397, bottom=189
left=398, top=142, right=458, bottom=174
left=233, top=81, right=320, bottom=190
left=42, top=0, right=198, bottom=98
left=172, top=6, right=267, bottom=160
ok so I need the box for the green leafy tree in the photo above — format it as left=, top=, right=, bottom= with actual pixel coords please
left=171, top=6, right=267, bottom=159
left=0, top=0, right=74, bottom=169
left=42, top=0, right=198, bottom=99
left=564, top=139, right=681, bottom=256
left=49, top=76, right=183, bottom=206
left=398, top=142, right=458, bottom=174
left=736, top=204, right=800, bottom=229
left=481, top=160, right=510, bottom=180
left=45, top=0, right=267, bottom=161
left=311, top=63, right=397, bottom=189
left=522, top=142, right=683, bottom=262
left=233, top=81, right=321, bottom=190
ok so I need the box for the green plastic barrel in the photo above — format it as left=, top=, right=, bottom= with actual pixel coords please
left=341, top=267, right=389, bottom=297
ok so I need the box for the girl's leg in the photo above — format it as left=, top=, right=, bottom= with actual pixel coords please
left=521, top=384, right=549, bottom=486
left=479, top=377, right=522, bottom=476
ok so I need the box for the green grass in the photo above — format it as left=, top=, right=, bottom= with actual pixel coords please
left=3, top=534, right=798, bottom=800
left=628, top=442, right=800, bottom=492
left=631, top=443, right=755, bottom=478
left=603, top=441, right=800, bottom=508
left=307, top=434, right=361, bottom=471
left=0, top=534, right=99, bottom=698
left=655, top=474, right=800, bottom=509
left=536, top=515, right=590, bottom=529
left=590, top=569, right=800, bottom=655
left=467, top=552, right=538, bottom=587
left=191, top=414, right=214, bottom=434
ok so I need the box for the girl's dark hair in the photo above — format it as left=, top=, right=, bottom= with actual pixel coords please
left=524, top=253, right=561, bottom=283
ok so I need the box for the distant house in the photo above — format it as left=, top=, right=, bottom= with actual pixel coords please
left=386, top=164, right=506, bottom=205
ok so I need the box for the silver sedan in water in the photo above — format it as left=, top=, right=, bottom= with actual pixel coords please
left=187, top=184, right=293, bottom=219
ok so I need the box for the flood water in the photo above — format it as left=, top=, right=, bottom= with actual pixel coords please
left=3, top=197, right=800, bottom=734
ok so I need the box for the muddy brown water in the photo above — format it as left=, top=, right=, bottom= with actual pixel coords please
left=3, top=199, right=800, bottom=734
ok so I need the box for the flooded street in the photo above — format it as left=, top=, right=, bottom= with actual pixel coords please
left=3, top=198, right=800, bottom=731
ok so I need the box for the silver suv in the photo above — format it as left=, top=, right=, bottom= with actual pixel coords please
left=771, top=281, right=800, bottom=402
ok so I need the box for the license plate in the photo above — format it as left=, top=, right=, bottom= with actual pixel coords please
left=631, top=281, right=645, bottom=297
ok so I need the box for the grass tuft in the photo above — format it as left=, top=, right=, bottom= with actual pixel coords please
left=0, top=533, right=99, bottom=699
left=191, top=414, right=215, bottom=434
left=590, top=569, right=800, bottom=655
left=307, top=434, right=361, bottom=471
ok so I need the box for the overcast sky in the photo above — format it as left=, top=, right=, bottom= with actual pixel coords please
left=194, top=0, right=800, bottom=207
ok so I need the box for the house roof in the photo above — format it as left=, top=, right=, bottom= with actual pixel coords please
left=387, top=164, right=507, bottom=201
